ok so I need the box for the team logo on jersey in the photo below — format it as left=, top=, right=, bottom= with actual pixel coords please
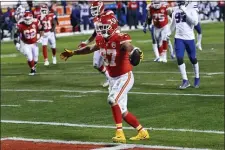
left=111, top=42, right=116, bottom=48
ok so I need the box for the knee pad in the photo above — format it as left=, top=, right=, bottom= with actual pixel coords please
left=189, top=57, right=197, bottom=64
left=107, top=94, right=115, bottom=105
left=177, top=57, right=184, bottom=65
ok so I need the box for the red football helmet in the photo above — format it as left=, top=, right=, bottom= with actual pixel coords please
left=90, top=1, right=104, bottom=17
left=152, top=0, right=162, bottom=9
left=40, top=4, right=49, bottom=16
left=96, top=14, right=118, bottom=38
left=24, top=11, right=33, bottom=25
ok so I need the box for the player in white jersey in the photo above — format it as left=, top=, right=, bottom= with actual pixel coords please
left=170, top=0, right=200, bottom=89
left=188, top=1, right=203, bottom=51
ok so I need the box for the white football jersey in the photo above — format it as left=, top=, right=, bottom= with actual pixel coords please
left=15, top=5, right=25, bottom=23
left=187, top=1, right=199, bottom=12
left=171, top=5, right=198, bottom=40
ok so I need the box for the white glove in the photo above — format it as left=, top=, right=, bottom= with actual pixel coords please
left=15, top=43, right=20, bottom=51
left=180, top=5, right=187, bottom=12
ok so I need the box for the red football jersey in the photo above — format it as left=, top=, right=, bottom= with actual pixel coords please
left=96, top=33, right=133, bottom=77
left=17, top=19, right=42, bottom=44
left=150, top=5, right=169, bottom=28
left=37, top=13, right=55, bottom=32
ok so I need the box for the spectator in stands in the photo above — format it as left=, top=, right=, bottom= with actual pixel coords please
left=127, top=0, right=138, bottom=29
left=61, top=0, right=67, bottom=15
left=80, top=1, right=90, bottom=31
left=27, top=1, right=33, bottom=11
left=218, top=0, right=225, bottom=21
left=116, top=1, right=123, bottom=26
left=1, top=7, right=14, bottom=39
left=0, top=9, right=4, bottom=40
left=70, top=3, right=81, bottom=32
left=138, top=1, right=147, bottom=26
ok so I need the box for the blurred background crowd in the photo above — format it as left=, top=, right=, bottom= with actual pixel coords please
left=1, top=0, right=224, bottom=40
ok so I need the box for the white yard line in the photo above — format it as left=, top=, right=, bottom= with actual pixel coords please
left=1, top=120, right=223, bottom=135
left=166, top=80, right=182, bottom=82
left=92, top=145, right=136, bottom=150
left=141, top=83, right=164, bottom=86
left=1, top=105, right=20, bottom=107
left=0, top=137, right=209, bottom=150
left=2, top=89, right=224, bottom=97
left=60, top=95, right=84, bottom=98
left=1, top=53, right=18, bottom=58
left=136, top=40, right=152, bottom=43
left=27, top=100, right=53, bottom=103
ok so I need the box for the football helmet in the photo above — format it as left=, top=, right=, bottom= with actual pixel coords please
left=96, top=14, right=118, bottom=38
left=152, top=0, right=162, bottom=9
left=177, top=0, right=189, bottom=6
left=40, top=4, right=49, bottom=16
left=24, top=11, right=34, bottom=25
left=15, top=5, right=25, bottom=22
left=90, top=1, right=104, bottom=17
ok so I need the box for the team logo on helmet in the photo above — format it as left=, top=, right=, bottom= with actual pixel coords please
left=111, top=42, right=116, bottom=48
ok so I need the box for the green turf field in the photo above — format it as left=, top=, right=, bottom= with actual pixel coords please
left=1, top=23, right=224, bottom=149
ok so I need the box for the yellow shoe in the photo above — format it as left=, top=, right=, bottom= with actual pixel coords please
left=112, top=130, right=126, bottom=143
left=129, top=129, right=150, bottom=141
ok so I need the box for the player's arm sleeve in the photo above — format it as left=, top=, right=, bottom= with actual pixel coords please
left=13, top=26, right=20, bottom=45
left=170, top=13, right=176, bottom=34
left=183, top=9, right=198, bottom=26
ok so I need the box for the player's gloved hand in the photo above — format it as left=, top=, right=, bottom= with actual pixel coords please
left=148, top=24, right=153, bottom=32
left=140, top=50, right=144, bottom=61
left=78, top=41, right=88, bottom=49
left=60, top=49, right=74, bottom=61
left=15, top=43, right=20, bottom=51
left=143, top=26, right=147, bottom=33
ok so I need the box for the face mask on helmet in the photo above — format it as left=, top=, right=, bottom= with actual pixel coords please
left=153, top=2, right=161, bottom=9
left=24, top=15, right=33, bottom=25
left=41, top=5, right=49, bottom=16
left=177, top=0, right=189, bottom=6
left=90, top=1, right=104, bottom=17
left=96, top=23, right=111, bottom=38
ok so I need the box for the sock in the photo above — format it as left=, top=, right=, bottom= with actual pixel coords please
left=193, top=62, right=199, bottom=78
left=197, top=34, right=202, bottom=44
left=158, top=45, right=163, bottom=56
left=178, top=63, right=188, bottom=80
left=51, top=48, right=56, bottom=56
left=99, top=65, right=106, bottom=73
left=152, top=44, right=159, bottom=58
left=111, top=104, right=123, bottom=130
left=168, top=40, right=174, bottom=55
left=28, top=60, right=35, bottom=69
left=42, top=45, right=48, bottom=61
left=123, top=112, right=143, bottom=131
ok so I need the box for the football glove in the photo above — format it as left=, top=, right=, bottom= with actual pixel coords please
left=60, top=49, right=74, bottom=61
left=15, top=43, right=20, bottom=51
left=143, top=26, right=147, bottom=34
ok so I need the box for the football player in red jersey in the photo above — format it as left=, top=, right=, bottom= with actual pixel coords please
left=37, top=4, right=57, bottom=66
left=148, top=1, right=172, bottom=63
left=14, top=11, right=43, bottom=75
left=78, top=1, right=115, bottom=87
left=60, top=14, right=149, bottom=143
